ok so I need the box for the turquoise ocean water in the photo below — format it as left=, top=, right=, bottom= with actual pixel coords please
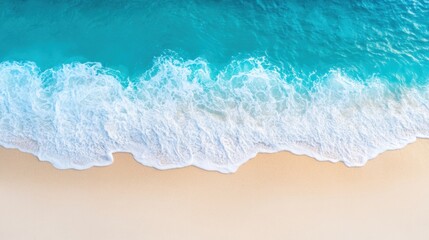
left=0, top=0, right=428, bottom=172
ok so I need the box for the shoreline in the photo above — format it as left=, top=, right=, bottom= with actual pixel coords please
left=0, top=136, right=426, bottom=173
left=1, top=140, right=429, bottom=239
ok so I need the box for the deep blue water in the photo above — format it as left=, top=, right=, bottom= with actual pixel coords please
left=0, top=0, right=428, bottom=172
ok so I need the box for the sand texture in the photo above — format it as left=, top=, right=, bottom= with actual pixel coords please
left=1, top=140, right=429, bottom=240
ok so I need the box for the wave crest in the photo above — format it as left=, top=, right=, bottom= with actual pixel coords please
left=1, top=56, right=428, bottom=172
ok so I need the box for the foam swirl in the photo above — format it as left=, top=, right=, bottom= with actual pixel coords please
left=1, top=56, right=428, bottom=172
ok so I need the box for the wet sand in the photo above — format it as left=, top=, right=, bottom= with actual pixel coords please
left=1, top=140, right=429, bottom=239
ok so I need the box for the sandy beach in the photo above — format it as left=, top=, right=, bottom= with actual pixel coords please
left=1, top=140, right=429, bottom=240
left=2, top=0, right=429, bottom=239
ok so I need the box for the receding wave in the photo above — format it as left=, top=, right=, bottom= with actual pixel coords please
left=1, top=56, right=428, bottom=172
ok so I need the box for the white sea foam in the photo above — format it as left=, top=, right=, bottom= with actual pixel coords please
left=0, top=57, right=428, bottom=172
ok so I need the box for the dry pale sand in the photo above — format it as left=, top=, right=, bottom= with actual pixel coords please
left=1, top=140, right=429, bottom=240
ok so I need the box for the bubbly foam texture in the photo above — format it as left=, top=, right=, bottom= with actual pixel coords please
left=1, top=57, right=429, bottom=172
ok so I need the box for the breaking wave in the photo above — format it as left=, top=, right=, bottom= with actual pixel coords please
left=1, top=56, right=429, bottom=172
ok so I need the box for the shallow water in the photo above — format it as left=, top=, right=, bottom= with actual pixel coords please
left=1, top=0, right=428, bottom=172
